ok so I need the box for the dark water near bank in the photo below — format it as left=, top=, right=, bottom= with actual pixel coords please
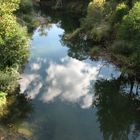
left=1, top=10, right=140, bottom=140
left=19, top=23, right=118, bottom=140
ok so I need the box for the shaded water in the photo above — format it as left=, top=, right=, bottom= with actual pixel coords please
left=1, top=10, right=140, bottom=140
left=19, top=23, right=118, bottom=139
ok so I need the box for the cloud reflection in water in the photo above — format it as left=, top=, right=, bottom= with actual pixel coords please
left=42, top=57, right=100, bottom=108
left=19, top=57, right=119, bottom=109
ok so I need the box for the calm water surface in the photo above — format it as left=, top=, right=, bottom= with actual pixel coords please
left=19, top=23, right=117, bottom=139
left=1, top=11, right=140, bottom=140
left=18, top=19, right=140, bottom=139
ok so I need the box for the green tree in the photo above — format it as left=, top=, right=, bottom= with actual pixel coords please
left=119, top=2, right=140, bottom=44
left=0, top=0, right=29, bottom=93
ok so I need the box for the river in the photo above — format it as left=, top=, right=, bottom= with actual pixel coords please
left=0, top=9, right=140, bottom=140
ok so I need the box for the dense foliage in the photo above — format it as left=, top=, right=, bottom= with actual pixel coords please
left=111, top=2, right=140, bottom=77
left=65, top=0, right=140, bottom=80
left=0, top=0, right=29, bottom=107
left=16, top=0, right=40, bottom=33
left=0, top=91, right=7, bottom=115
left=40, top=0, right=90, bottom=14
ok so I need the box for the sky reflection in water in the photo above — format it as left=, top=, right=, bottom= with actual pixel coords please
left=19, top=24, right=120, bottom=109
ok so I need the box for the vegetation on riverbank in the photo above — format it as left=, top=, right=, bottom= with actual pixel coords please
left=0, top=0, right=140, bottom=138
left=64, top=0, right=140, bottom=83
left=40, top=0, right=90, bottom=14
left=0, top=0, right=29, bottom=111
left=16, top=0, right=40, bottom=33
left=0, top=0, right=139, bottom=114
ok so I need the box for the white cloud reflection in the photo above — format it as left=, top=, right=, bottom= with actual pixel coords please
left=19, top=57, right=119, bottom=109
left=42, top=57, right=100, bottom=108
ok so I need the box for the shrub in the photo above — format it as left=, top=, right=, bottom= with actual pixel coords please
left=111, top=41, right=134, bottom=56
left=81, top=0, right=105, bottom=29
left=90, top=23, right=111, bottom=41
left=0, top=91, right=7, bottom=116
left=111, top=3, right=129, bottom=24
left=0, top=2, right=29, bottom=69
left=0, top=0, right=20, bottom=14
left=0, top=0, right=29, bottom=93
left=80, top=0, right=112, bottom=41
left=0, top=69, right=19, bottom=93
left=19, top=0, right=33, bottom=14
left=118, top=2, right=140, bottom=44
left=0, top=92, right=7, bottom=107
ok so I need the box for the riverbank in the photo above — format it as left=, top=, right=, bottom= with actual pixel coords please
left=39, top=0, right=89, bottom=15
left=0, top=0, right=30, bottom=114
left=64, top=0, right=140, bottom=86
left=0, top=1, right=140, bottom=139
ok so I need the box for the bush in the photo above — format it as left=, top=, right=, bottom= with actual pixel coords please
left=111, top=41, right=134, bottom=56
left=0, top=0, right=29, bottom=93
left=0, top=92, right=7, bottom=107
left=90, top=23, right=111, bottom=41
left=111, top=3, right=129, bottom=24
left=80, top=0, right=112, bottom=41
left=0, top=69, right=19, bottom=93
left=19, top=0, right=33, bottom=13
left=0, top=0, right=20, bottom=14
left=0, top=91, right=7, bottom=116
left=81, top=0, right=105, bottom=29
left=0, top=3, right=29, bottom=69
left=118, top=2, right=140, bottom=44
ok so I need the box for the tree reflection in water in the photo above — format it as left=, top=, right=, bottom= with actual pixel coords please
left=0, top=86, right=33, bottom=139
left=61, top=36, right=92, bottom=60
left=94, top=78, right=140, bottom=140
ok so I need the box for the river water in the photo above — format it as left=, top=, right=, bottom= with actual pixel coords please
left=19, top=22, right=118, bottom=139
left=1, top=10, right=140, bottom=140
